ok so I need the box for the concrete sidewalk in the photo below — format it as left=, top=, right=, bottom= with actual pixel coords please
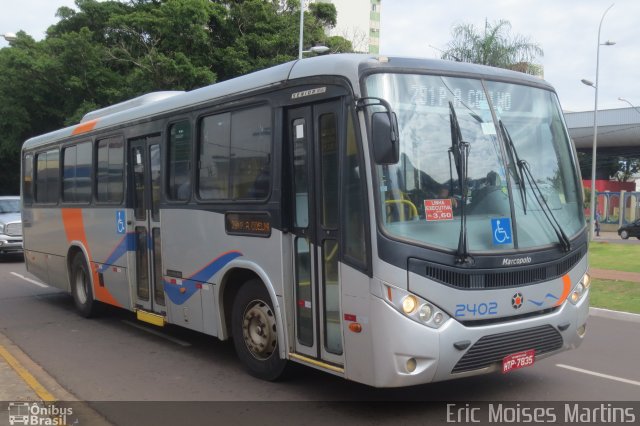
left=0, top=332, right=111, bottom=425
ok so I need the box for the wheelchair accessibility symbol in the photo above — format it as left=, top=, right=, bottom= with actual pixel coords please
left=116, top=210, right=126, bottom=234
left=491, top=217, right=512, bottom=245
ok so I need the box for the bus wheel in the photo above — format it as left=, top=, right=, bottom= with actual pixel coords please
left=71, top=254, right=98, bottom=318
left=231, top=279, right=287, bottom=381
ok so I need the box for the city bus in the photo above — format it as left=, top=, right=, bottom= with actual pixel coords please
left=20, top=54, right=590, bottom=387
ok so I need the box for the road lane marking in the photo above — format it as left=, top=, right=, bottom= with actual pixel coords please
left=556, top=364, right=640, bottom=387
left=0, top=344, right=56, bottom=401
left=10, top=272, right=48, bottom=288
left=121, top=320, right=191, bottom=347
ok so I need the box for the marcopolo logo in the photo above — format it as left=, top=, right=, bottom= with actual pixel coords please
left=7, top=402, right=74, bottom=426
left=502, top=256, right=532, bottom=266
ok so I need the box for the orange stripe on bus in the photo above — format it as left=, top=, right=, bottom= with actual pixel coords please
left=71, top=119, right=97, bottom=135
left=61, top=208, right=122, bottom=308
left=556, top=274, right=572, bottom=306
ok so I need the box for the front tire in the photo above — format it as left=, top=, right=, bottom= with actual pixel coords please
left=231, top=279, right=287, bottom=381
left=70, top=254, right=99, bottom=318
left=620, top=230, right=629, bottom=239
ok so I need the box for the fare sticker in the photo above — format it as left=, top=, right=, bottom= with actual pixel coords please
left=424, top=199, right=453, bottom=221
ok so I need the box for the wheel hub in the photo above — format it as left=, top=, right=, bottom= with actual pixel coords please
left=242, top=300, right=277, bottom=360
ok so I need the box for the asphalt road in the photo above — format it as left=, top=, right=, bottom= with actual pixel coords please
left=1, top=257, right=639, bottom=425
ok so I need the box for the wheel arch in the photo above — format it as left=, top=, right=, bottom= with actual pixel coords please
left=217, top=261, right=287, bottom=359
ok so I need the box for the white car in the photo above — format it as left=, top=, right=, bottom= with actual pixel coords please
left=0, top=196, right=23, bottom=257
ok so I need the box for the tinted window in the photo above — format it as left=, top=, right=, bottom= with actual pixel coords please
left=198, top=105, right=271, bottom=200
left=168, top=121, right=192, bottom=201
left=319, top=113, right=338, bottom=228
left=342, top=113, right=367, bottom=264
left=230, top=106, right=271, bottom=199
left=199, top=112, right=230, bottom=200
left=62, top=142, right=92, bottom=203
left=96, top=137, right=124, bottom=203
left=35, top=150, right=59, bottom=204
left=22, top=154, right=34, bottom=205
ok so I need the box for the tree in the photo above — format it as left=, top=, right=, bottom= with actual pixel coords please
left=441, top=19, right=543, bottom=76
left=0, top=0, right=353, bottom=194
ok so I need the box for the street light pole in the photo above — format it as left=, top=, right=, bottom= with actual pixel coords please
left=2, top=32, right=17, bottom=43
left=618, top=97, right=640, bottom=115
left=585, top=3, right=615, bottom=241
left=298, top=1, right=305, bottom=60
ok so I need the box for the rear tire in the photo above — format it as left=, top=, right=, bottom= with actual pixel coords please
left=620, top=230, right=629, bottom=239
left=70, top=254, right=99, bottom=318
left=231, top=279, right=287, bottom=381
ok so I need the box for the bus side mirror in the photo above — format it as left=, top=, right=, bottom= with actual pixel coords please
left=371, top=111, right=399, bottom=164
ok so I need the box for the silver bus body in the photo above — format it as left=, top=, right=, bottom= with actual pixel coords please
left=21, top=54, right=589, bottom=387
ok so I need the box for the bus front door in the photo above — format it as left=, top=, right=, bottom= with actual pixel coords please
left=129, top=135, right=165, bottom=316
left=287, top=100, right=345, bottom=367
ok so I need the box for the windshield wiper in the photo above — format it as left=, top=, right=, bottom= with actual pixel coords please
left=448, top=101, right=472, bottom=264
left=499, top=120, right=528, bottom=214
left=500, top=121, right=571, bottom=252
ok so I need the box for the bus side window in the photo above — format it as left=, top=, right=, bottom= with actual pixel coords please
left=96, top=137, right=124, bottom=203
left=35, top=149, right=60, bottom=204
left=22, top=154, right=34, bottom=205
left=168, top=120, right=192, bottom=201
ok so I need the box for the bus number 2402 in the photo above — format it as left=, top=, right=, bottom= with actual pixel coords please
left=455, top=302, right=498, bottom=317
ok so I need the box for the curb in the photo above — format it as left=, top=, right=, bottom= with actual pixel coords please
left=589, top=307, right=640, bottom=323
left=0, top=332, right=112, bottom=425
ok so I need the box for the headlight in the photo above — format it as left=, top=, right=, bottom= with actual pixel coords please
left=402, top=295, right=418, bottom=314
left=569, top=273, right=590, bottom=305
left=383, top=283, right=450, bottom=329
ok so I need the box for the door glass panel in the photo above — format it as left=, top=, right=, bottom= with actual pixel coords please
left=136, top=226, right=149, bottom=300
left=323, top=239, right=342, bottom=355
left=133, top=146, right=145, bottom=220
left=150, top=144, right=161, bottom=221
left=319, top=113, right=338, bottom=228
left=293, top=119, right=309, bottom=228
left=153, top=228, right=164, bottom=306
left=295, top=237, right=313, bottom=346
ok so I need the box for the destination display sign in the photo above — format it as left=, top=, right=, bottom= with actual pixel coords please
left=225, top=212, right=272, bottom=237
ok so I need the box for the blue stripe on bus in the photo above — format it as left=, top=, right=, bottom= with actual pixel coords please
left=164, top=250, right=243, bottom=305
left=97, top=233, right=137, bottom=273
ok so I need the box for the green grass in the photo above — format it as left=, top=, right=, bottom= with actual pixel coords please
left=588, top=242, right=640, bottom=273
left=590, top=279, right=640, bottom=314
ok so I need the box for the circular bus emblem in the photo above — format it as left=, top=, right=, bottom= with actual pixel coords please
left=512, top=293, right=524, bottom=309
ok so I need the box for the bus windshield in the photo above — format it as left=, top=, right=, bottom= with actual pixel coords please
left=365, top=73, right=584, bottom=252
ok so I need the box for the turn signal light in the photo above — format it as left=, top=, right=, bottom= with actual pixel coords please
left=349, top=323, right=362, bottom=333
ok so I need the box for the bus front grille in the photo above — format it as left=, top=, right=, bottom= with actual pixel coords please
left=410, top=247, right=585, bottom=290
left=451, top=325, right=563, bottom=374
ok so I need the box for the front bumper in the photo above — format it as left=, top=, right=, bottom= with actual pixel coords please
left=366, top=290, right=589, bottom=388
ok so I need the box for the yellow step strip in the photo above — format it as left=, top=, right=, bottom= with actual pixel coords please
left=289, top=353, right=344, bottom=374
left=136, top=310, right=165, bottom=327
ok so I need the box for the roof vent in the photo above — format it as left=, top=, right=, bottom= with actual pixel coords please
left=80, top=91, right=185, bottom=123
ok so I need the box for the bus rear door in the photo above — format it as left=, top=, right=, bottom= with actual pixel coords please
left=129, top=135, right=166, bottom=317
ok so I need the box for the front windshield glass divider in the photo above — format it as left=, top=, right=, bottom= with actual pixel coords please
left=482, top=79, right=520, bottom=250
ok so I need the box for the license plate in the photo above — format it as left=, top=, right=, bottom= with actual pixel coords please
left=502, top=349, right=535, bottom=373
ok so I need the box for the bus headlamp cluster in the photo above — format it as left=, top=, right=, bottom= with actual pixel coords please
left=384, top=284, right=449, bottom=329
left=569, top=273, right=591, bottom=305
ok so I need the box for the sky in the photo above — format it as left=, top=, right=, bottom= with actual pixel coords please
left=1, top=0, right=639, bottom=113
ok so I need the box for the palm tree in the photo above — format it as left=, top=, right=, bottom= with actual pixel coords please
left=441, top=19, right=543, bottom=76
